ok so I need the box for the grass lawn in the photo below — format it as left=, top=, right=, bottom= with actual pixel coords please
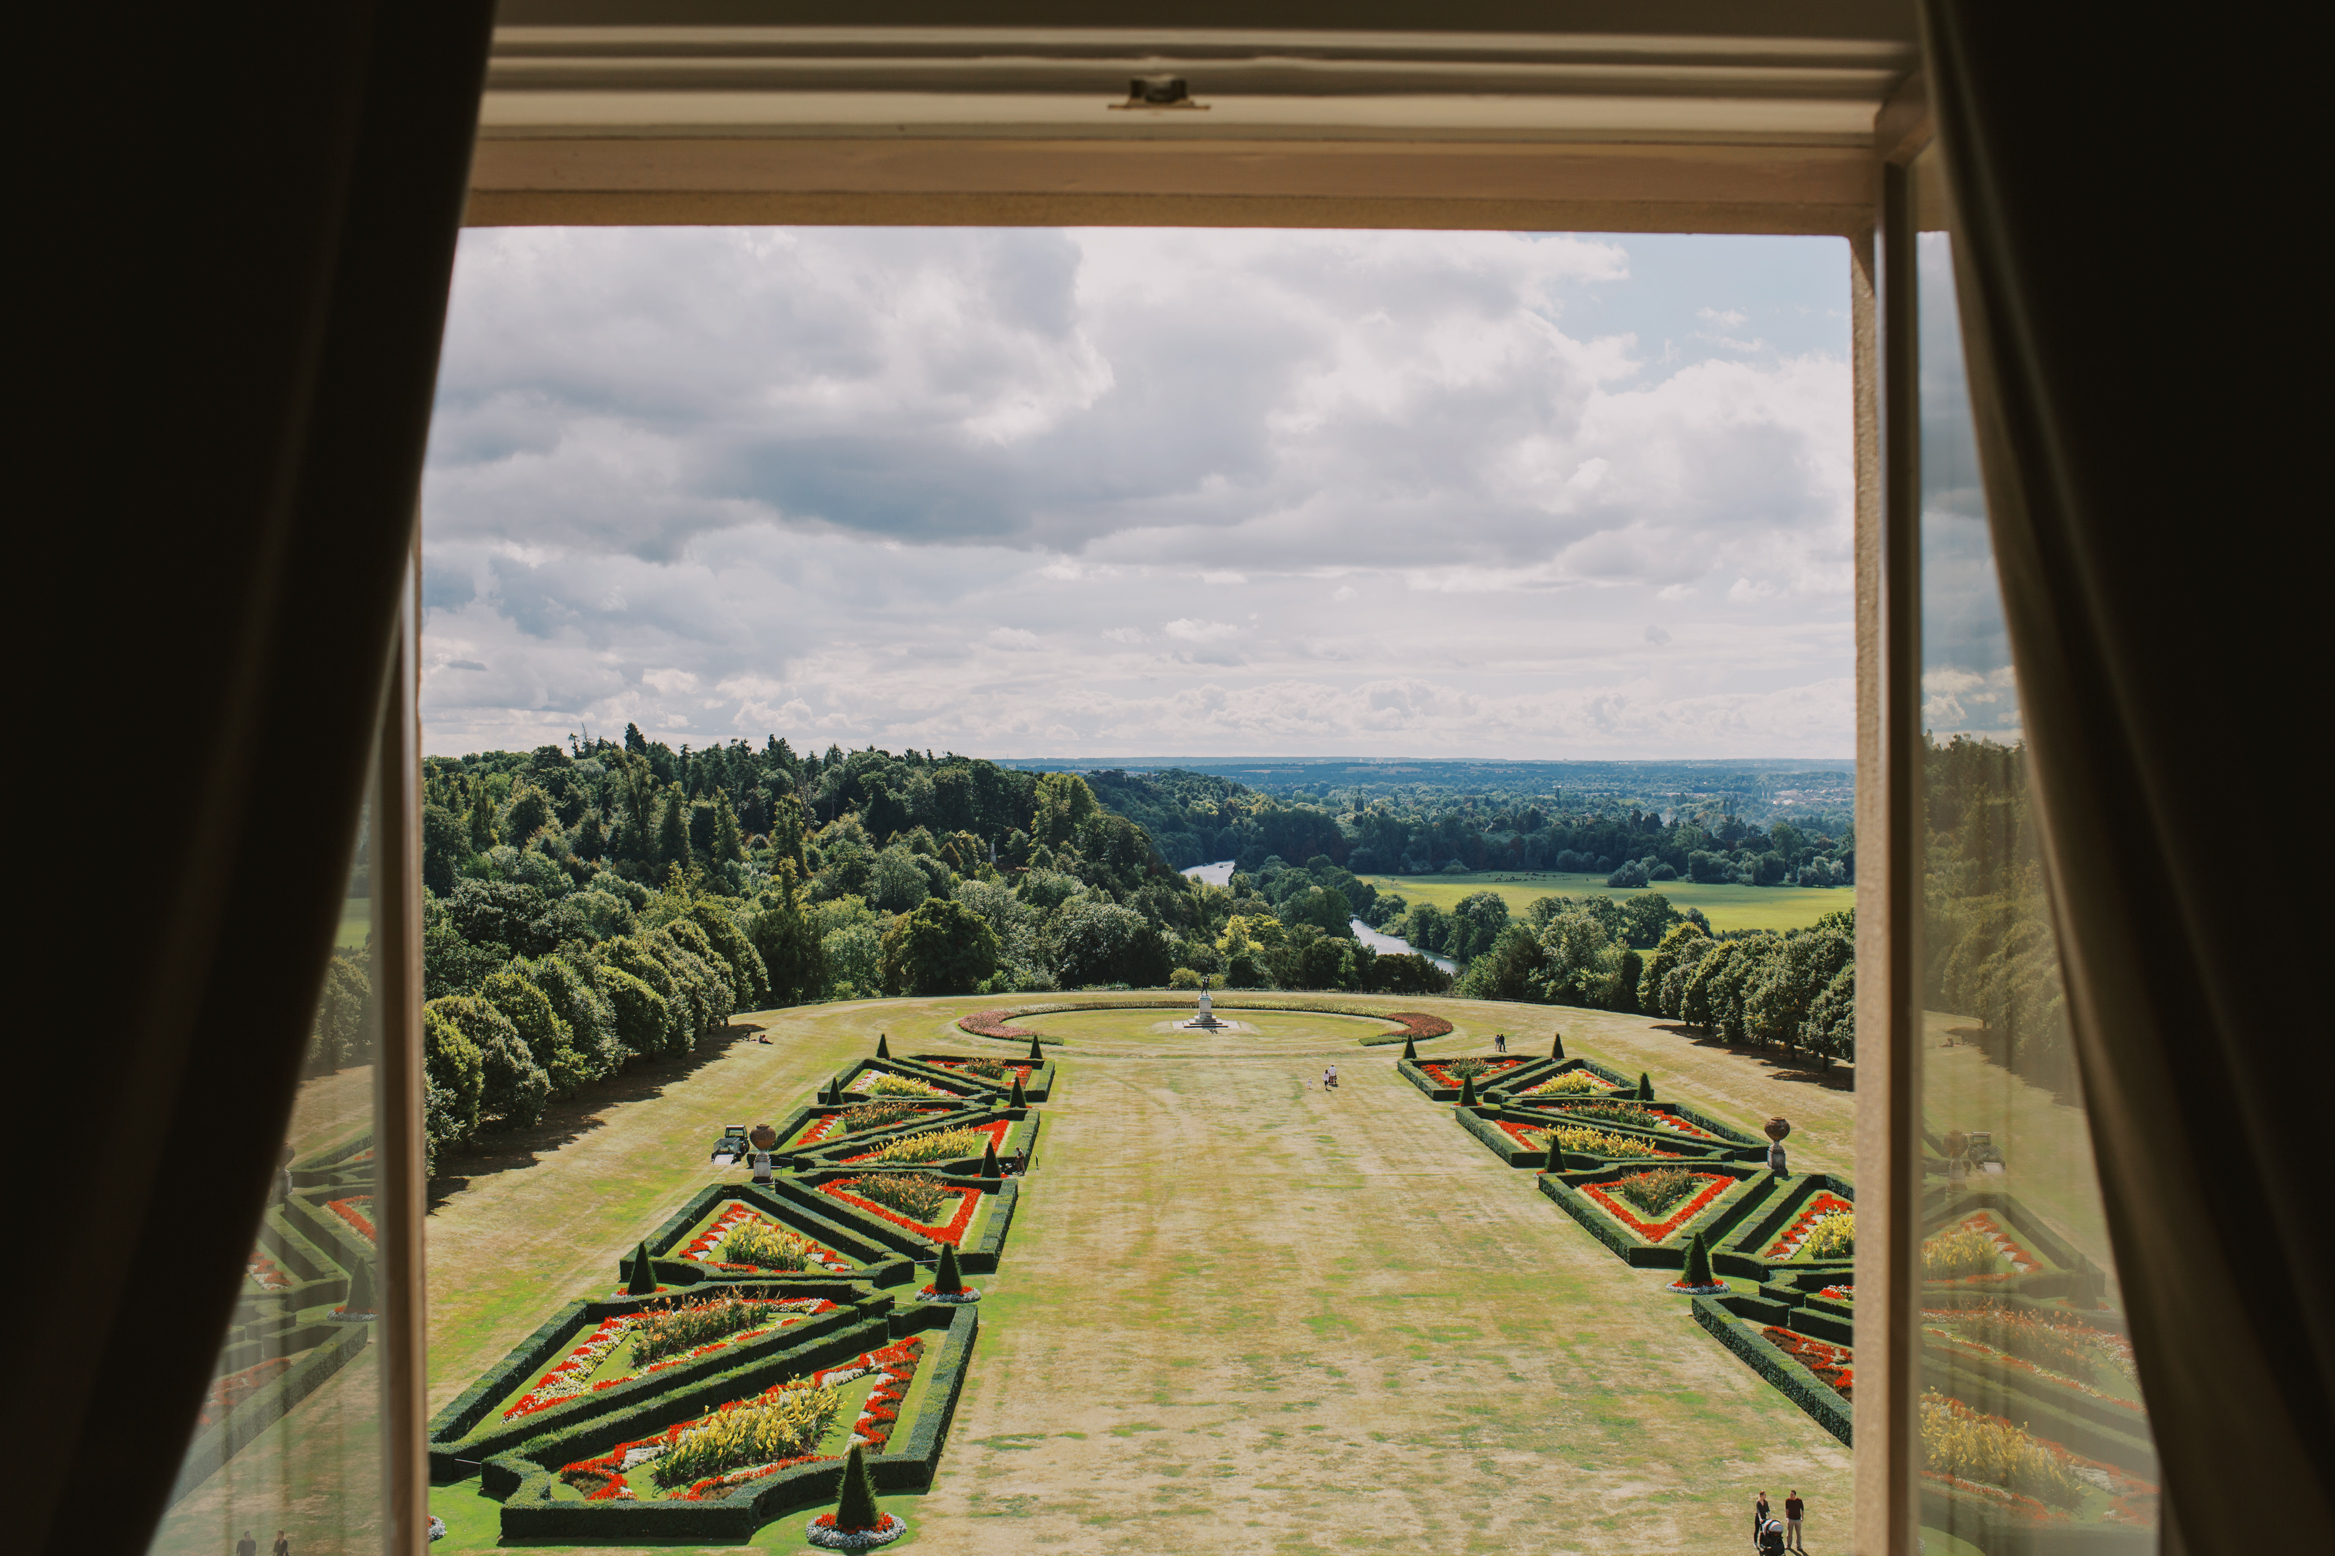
left=411, top=991, right=1853, bottom=1553
left=1357, top=872, right=1850, bottom=936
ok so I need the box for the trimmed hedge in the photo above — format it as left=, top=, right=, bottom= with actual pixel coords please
left=1718, top=1173, right=1858, bottom=1276
left=1692, top=1296, right=1851, bottom=1446
left=630, top=1183, right=918, bottom=1289
left=427, top=1284, right=890, bottom=1474
left=490, top=1305, right=979, bottom=1541
left=769, top=1174, right=1025, bottom=1276
left=1537, top=1164, right=1782, bottom=1270
left=1454, top=1102, right=1741, bottom=1170
left=171, top=1322, right=372, bottom=1500
left=908, top=1053, right=1059, bottom=1102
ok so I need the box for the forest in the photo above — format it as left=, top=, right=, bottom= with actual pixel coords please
left=299, top=727, right=2043, bottom=1168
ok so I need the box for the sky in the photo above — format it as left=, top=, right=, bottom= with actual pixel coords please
left=420, top=227, right=1861, bottom=760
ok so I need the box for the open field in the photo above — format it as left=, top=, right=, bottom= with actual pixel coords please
left=336, top=896, right=372, bottom=947
left=420, top=992, right=1857, bottom=1553
left=1358, top=872, right=1849, bottom=935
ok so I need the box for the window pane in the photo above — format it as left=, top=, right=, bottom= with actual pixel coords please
left=147, top=775, right=387, bottom=1556
left=1913, top=199, right=2159, bottom=1550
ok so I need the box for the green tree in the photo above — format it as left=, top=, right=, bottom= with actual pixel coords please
left=656, top=784, right=689, bottom=869
left=504, top=784, right=554, bottom=846
left=1638, top=920, right=1711, bottom=1013
left=1619, top=891, right=1680, bottom=949
left=422, top=1003, right=486, bottom=1157
left=425, top=994, right=549, bottom=1128
left=1446, top=890, right=1512, bottom=963
left=596, top=963, right=669, bottom=1057
left=1454, top=923, right=1544, bottom=1002
left=1031, top=771, right=1101, bottom=849
left=477, top=968, right=587, bottom=1098
left=870, top=844, right=930, bottom=913
left=878, top=897, right=1001, bottom=996
left=685, top=902, right=771, bottom=1008
left=831, top=1444, right=884, bottom=1533
left=515, top=954, right=626, bottom=1083
left=1680, top=1229, right=1715, bottom=1288
left=1744, top=929, right=1854, bottom=1057
left=1803, top=962, right=1857, bottom=1067
left=467, top=785, right=499, bottom=852
left=746, top=867, right=826, bottom=1005
left=710, top=790, right=746, bottom=864
left=421, top=802, right=466, bottom=895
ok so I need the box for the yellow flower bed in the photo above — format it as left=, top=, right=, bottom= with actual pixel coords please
left=867, top=1125, right=989, bottom=1165
left=1918, top=1390, right=2082, bottom=1507
left=717, top=1221, right=821, bottom=1271
left=652, top=1378, right=841, bottom=1489
left=1922, top=1225, right=2001, bottom=1280
left=1802, top=1210, right=1856, bottom=1260
left=864, top=1072, right=943, bottom=1097
left=1528, top=1072, right=1606, bottom=1097
left=1541, top=1123, right=1645, bottom=1157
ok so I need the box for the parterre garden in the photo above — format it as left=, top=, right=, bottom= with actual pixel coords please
left=427, top=1039, right=1057, bottom=1546
left=1402, top=1026, right=2156, bottom=1547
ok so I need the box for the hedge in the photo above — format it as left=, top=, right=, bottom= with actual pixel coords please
left=1453, top=1102, right=1741, bottom=1170
left=630, top=1182, right=918, bottom=1289
left=908, top=1052, right=1059, bottom=1102
left=1537, top=1164, right=1782, bottom=1270
left=1718, top=1173, right=1858, bottom=1275
left=1692, top=1296, right=1851, bottom=1446
left=490, top=1305, right=979, bottom=1542
left=766, top=1173, right=1026, bottom=1276
left=170, top=1322, right=373, bottom=1500
left=426, top=1284, right=890, bottom=1474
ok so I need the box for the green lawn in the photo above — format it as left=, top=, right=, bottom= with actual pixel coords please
left=336, top=896, right=371, bottom=948
left=1358, top=872, right=1851, bottom=936
left=411, top=992, right=1854, bottom=1553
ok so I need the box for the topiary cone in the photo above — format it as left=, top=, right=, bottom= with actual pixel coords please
left=1008, top=1075, right=1027, bottom=1107
left=1551, top=1031, right=1566, bottom=1059
left=831, top=1443, right=884, bottom=1532
left=876, top=1033, right=891, bottom=1058
left=980, top=1141, right=1001, bottom=1179
left=1459, top=1073, right=1478, bottom=1107
left=825, top=1074, right=842, bottom=1105
left=1027, top=1034, right=1043, bottom=1063
left=1681, top=1230, right=1715, bottom=1288
left=932, top=1241, right=965, bottom=1295
left=1402, top=1035, right=1417, bottom=1060
left=626, top=1241, right=656, bottom=1295
left=1637, top=1072, right=1654, bottom=1102
left=343, top=1255, right=378, bottom=1314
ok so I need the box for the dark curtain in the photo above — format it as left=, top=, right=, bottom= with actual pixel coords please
left=1922, top=4, right=2329, bottom=1551
left=23, top=4, right=494, bottom=1551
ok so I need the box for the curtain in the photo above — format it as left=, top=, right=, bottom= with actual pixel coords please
left=1920, top=4, right=2329, bottom=1550
left=23, top=4, right=494, bottom=1550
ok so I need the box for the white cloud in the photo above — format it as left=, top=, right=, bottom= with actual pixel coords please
left=420, top=228, right=1855, bottom=757
left=1644, top=625, right=1673, bottom=644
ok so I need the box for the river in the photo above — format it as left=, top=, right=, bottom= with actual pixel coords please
left=1348, top=917, right=1458, bottom=973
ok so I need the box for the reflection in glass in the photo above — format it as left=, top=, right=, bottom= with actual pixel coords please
left=1913, top=211, right=2158, bottom=1550
left=148, top=780, right=387, bottom=1556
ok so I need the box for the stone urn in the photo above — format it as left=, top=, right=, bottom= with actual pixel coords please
left=749, top=1123, right=779, bottom=1152
left=1764, top=1116, right=1792, bottom=1143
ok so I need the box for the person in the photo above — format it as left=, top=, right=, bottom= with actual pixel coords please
left=274, top=1532, right=292, bottom=1556
left=1326, top=1064, right=1339, bottom=1090
left=1754, top=1490, right=1771, bottom=1536
left=1495, top=1032, right=1507, bottom=1053
left=236, top=1534, right=257, bottom=1556
left=1784, top=1490, right=1805, bottom=1551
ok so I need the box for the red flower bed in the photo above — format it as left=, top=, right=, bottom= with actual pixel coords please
left=1387, top=1012, right=1454, bottom=1040
left=1764, top=1326, right=1854, bottom=1397
left=557, top=1337, right=927, bottom=1503
left=1765, top=1192, right=1855, bottom=1259
left=795, top=1107, right=955, bottom=1148
left=957, top=1010, right=1041, bottom=1039
left=1578, top=1173, right=1733, bottom=1242
left=246, top=1252, right=291, bottom=1291
left=1493, top=1117, right=1678, bottom=1158
left=923, top=1058, right=1038, bottom=1084
left=1541, top=1101, right=1720, bottom=1141
left=198, top=1357, right=291, bottom=1426
left=1818, top=1284, right=1855, bottom=1302
left=1420, top=1058, right=1524, bottom=1087
left=327, top=1196, right=376, bottom=1243
left=821, top=1178, right=985, bottom=1246
left=837, top=1117, right=1011, bottom=1166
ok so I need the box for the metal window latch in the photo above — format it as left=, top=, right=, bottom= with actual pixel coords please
left=1112, top=75, right=1209, bottom=111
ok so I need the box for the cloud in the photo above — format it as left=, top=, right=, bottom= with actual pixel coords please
left=420, top=228, right=1855, bottom=758
left=1643, top=625, right=1672, bottom=645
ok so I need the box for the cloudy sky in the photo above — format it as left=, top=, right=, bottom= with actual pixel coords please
left=420, top=226, right=1858, bottom=760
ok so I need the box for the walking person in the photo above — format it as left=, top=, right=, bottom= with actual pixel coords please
left=1327, top=1064, right=1339, bottom=1090
left=1784, top=1489, right=1805, bottom=1552
left=236, top=1534, right=257, bottom=1556
left=274, top=1531, right=292, bottom=1556
left=1754, top=1490, right=1771, bottom=1542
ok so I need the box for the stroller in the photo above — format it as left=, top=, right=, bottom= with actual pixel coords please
left=1755, top=1516, right=1787, bottom=1555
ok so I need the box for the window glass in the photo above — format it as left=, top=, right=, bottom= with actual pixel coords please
left=146, top=771, right=388, bottom=1556
left=1913, top=163, right=2159, bottom=1550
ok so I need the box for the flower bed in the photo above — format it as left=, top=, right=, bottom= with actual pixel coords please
left=327, top=1196, right=376, bottom=1243
left=1541, top=1100, right=1720, bottom=1141
left=1765, top=1192, right=1856, bottom=1259
left=1525, top=1071, right=1622, bottom=1097
left=1493, top=1117, right=1678, bottom=1159
left=1421, top=1058, right=1524, bottom=1087
left=1579, top=1172, right=1734, bottom=1242
left=921, top=1058, right=1036, bottom=1084
left=678, top=1203, right=853, bottom=1273
left=1764, top=1327, right=1854, bottom=1398
left=840, top=1118, right=1009, bottom=1167
left=1923, top=1211, right=2042, bottom=1283
left=957, top=1010, right=1041, bottom=1040
left=246, top=1252, right=291, bottom=1291
left=1818, top=1284, right=1855, bottom=1303
left=501, top=1298, right=844, bottom=1422
left=807, top=1511, right=907, bottom=1549
left=798, top=1103, right=959, bottom=1147
left=198, top=1357, right=291, bottom=1426
left=821, top=1177, right=985, bottom=1246
left=555, top=1337, right=927, bottom=1503
left=1386, top=1012, right=1454, bottom=1041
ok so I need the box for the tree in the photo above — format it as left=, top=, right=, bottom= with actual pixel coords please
left=931, top=1241, right=965, bottom=1295
left=1447, top=891, right=1512, bottom=963
left=421, top=802, right=466, bottom=895
left=1031, top=771, right=1101, bottom=849
left=1636, top=1072, right=1654, bottom=1101
left=626, top=1241, right=656, bottom=1295
left=1744, top=928, right=1854, bottom=1057
left=504, top=784, right=554, bottom=846
left=477, top=968, right=586, bottom=1098
left=467, top=786, right=499, bottom=852
left=1619, top=891, right=1679, bottom=950
left=425, top=994, right=549, bottom=1129
left=746, top=867, right=826, bottom=1006
left=1679, top=1229, right=1716, bottom=1288
left=1053, top=898, right=1164, bottom=989
left=709, top=789, right=746, bottom=864
left=656, top=784, right=688, bottom=869
left=1638, top=920, right=1710, bottom=1013
left=686, top=902, right=771, bottom=1008
left=870, top=844, right=930, bottom=913
left=596, top=963, right=670, bottom=1057
left=515, top=954, right=626, bottom=1084
left=1454, top=923, right=1544, bottom=1002
left=1803, top=962, right=1856, bottom=1067
left=422, top=1003, right=486, bottom=1156
left=879, top=898, right=1001, bottom=996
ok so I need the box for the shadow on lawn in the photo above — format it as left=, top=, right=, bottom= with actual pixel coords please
left=426, top=1020, right=769, bottom=1209
left=1647, top=1023, right=1856, bottom=1093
